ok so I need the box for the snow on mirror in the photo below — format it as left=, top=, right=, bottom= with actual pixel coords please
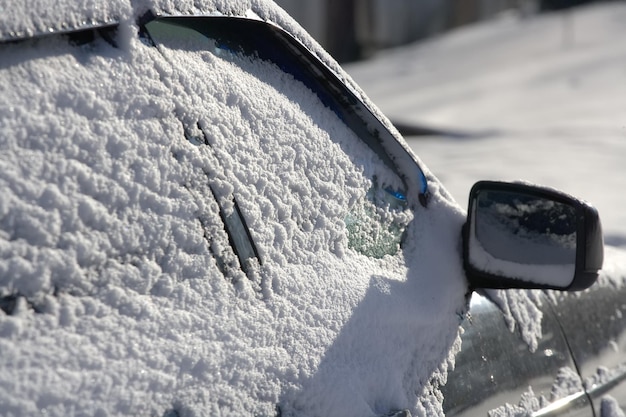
left=468, top=189, right=577, bottom=288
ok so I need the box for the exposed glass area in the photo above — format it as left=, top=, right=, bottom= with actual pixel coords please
left=345, top=183, right=411, bottom=258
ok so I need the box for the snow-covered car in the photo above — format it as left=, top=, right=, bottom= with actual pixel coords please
left=0, top=1, right=619, bottom=417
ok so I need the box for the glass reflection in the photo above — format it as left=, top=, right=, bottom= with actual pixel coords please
left=474, top=190, right=577, bottom=266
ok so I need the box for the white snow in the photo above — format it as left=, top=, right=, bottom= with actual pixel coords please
left=0, top=1, right=468, bottom=416
left=487, top=366, right=626, bottom=417
left=487, top=367, right=584, bottom=417
left=602, top=396, right=626, bottom=417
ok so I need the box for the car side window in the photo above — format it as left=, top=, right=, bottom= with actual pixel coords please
left=144, top=17, right=414, bottom=264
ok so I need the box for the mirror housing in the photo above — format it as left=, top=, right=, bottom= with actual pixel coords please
left=463, top=181, right=603, bottom=291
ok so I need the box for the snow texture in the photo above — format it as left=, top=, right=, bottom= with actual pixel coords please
left=0, top=1, right=468, bottom=416
left=488, top=365, right=626, bottom=417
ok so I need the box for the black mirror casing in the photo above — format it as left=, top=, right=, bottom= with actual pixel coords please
left=463, top=181, right=603, bottom=291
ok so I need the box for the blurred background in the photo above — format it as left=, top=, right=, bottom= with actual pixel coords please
left=276, top=0, right=626, bottom=246
left=275, top=0, right=606, bottom=62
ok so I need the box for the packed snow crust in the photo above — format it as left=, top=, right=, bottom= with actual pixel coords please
left=0, top=1, right=469, bottom=416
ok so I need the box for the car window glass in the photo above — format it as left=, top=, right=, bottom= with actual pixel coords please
left=144, top=18, right=414, bottom=261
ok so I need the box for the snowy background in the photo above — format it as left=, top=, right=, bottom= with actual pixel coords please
left=345, top=1, right=626, bottom=246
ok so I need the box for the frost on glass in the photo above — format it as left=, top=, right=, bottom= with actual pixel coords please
left=345, top=183, right=412, bottom=258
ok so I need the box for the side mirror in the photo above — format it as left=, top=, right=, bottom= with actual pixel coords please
left=463, top=181, right=603, bottom=291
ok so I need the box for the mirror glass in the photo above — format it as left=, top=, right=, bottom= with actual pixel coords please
left=468, top=189, right=577, bottom=288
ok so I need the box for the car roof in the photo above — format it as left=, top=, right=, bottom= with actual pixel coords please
left=0, top=2, right=281, bottom=47
left=0, top=1, right=310, bottom=63
left=0, top=0, right=126, bottom=42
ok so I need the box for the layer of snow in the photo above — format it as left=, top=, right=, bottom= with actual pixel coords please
left=0, top=1, right=468, bottom=416
left=2, top=1, right=626, bottom=416
left=487, top=367, right=584, bottom=417
left=602, top=396, right=626, bottom=417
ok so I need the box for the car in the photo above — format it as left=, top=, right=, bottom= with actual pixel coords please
left=0, top=1, right=619, bottom=417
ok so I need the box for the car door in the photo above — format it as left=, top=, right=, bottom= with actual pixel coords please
left=443, top=290, right=593, bottom=417
left=140, top=15, right=472, bottom=416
